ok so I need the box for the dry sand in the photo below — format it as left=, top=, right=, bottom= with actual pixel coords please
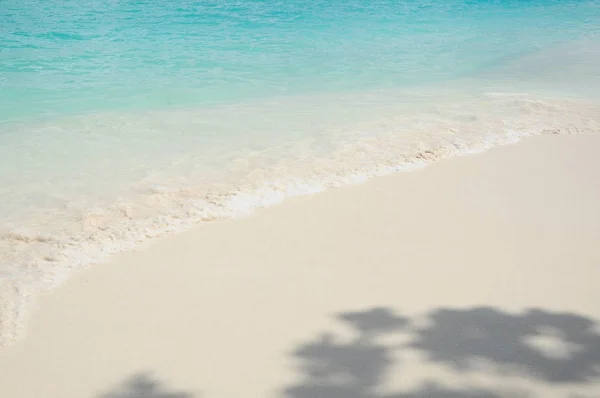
left=1, top=134, right=600, bottom=398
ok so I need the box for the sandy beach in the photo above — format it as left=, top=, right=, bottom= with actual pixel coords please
left=1, top=134, right=600, bottom=398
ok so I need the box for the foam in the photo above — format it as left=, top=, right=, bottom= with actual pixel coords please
left=1, top=92, right=599, bottom=349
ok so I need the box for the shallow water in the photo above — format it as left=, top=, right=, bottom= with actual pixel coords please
left=1, top=0, right=600, bottom=347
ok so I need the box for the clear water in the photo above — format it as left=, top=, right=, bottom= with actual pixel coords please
left=1, top=0, right=600, bottom=347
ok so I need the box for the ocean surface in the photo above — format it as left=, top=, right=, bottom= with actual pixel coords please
left=1, top=0, right=600, bottom=347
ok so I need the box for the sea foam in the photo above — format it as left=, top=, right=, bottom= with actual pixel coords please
left=1, top=90, right=599, bottom=348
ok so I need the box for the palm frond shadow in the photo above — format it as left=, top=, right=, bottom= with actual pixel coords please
left=99, top=373, right=193, bottom=398
left=284, top=306, right=600, bottom=398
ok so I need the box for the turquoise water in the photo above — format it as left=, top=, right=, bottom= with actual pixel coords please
left=2, top=0, right=599, bottom=121
left=1, top=0, right=600, bottom=347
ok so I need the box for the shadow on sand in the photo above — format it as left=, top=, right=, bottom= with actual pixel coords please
left=98, top=306, right=600, bottom=398
left=98, top=373, right=193, bottom=398
left=284, top=307, right=600, bottom=398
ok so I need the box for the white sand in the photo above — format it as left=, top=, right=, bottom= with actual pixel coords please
left=1, top=135, right=600, bottom=398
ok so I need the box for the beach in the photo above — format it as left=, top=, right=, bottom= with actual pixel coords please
left=3, top=0, right=600, bottom=352
left=2, top=1, right=600, bottom=396
left=1, top=134, right=599, bottom=398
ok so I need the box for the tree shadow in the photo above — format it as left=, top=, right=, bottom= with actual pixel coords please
left=98, top=373, right=194, bottom=398
left=384, top=381, right=514, bottom=398
left=284, top=306, right=600, bottom=398
left=413, top=307, right=600, bottom=383
left=285, top=308, right=407, bottom=398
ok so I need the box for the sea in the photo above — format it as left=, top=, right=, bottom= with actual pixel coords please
left=1, top=0, right=600, bottom=347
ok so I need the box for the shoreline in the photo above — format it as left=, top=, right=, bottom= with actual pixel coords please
left=1, top=134, right=600, bottom=397
left=3, top=104, right=599, bottom=350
